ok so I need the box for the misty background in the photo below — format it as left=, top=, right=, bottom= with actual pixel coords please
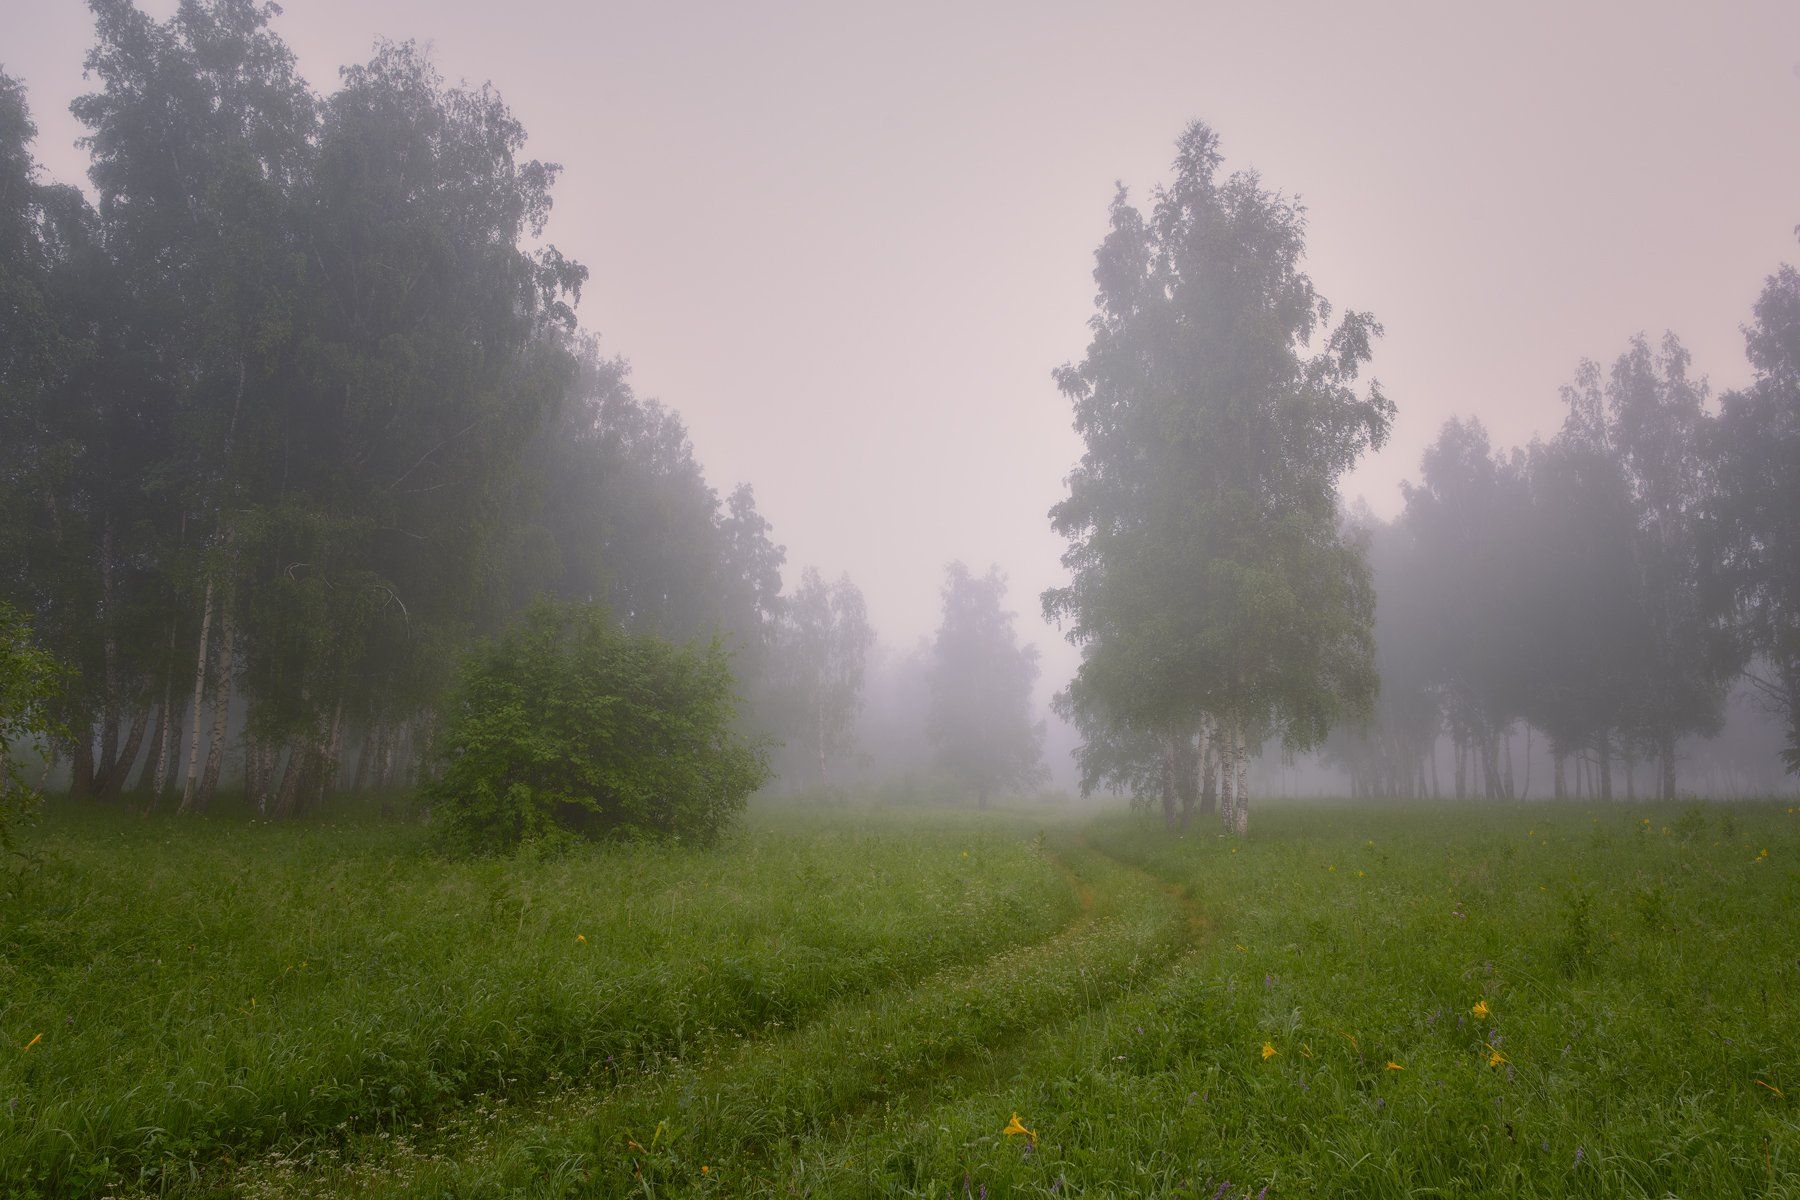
left=8, top=0, right=1799, bottom=793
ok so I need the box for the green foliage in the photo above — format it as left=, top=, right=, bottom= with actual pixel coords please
left=0, top=604, right=63, bottom=856
left=0, top=805, right=1072, bottom=1196
left=1045, top=121, right=1392, bottom=830
left=92, top=799, right=1799, bottom=1199
left=427, top=603, right=769, bottom=853
left=1674, top=802, right=1708, bottom=840
left=4, top=8, right=790, bottom=818
left=1552, top=885, right=1600, bottom=977
left=1716, top=256, right=1800, bottom=775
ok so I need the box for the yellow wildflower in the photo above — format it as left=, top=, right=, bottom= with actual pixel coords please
left=1261, top=1042, right=1278, bottom=1060
left=23, top=1033, right=41, bottom=1052
left=1385, top=1061, right=1404, bottom=1071
left=576, top=934, right=586, bottom=943
left=1488, top=1049, right=1507, bottom=1067
left=1002, top=1112, right=1035, bottom=1144
left=1755, top=1079, right=1784, bottom=1097
left=701, top=1165, right=710, bottom=1175
left=1471, top=1000, right=1490, bottom=1019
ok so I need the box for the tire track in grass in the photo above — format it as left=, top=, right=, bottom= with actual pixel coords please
left=441, top=836, right=1202, bottom=1199
left=216, top=831, right=1101, bottom=1199
left=242, top=833, right=1194, bottom=1199
left=705, top=833, right=1216, bottom=1197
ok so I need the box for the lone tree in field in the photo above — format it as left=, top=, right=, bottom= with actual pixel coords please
left=1045, top=121, right=1393, bottom=835
left=926, top=562, right=1045, bottom=807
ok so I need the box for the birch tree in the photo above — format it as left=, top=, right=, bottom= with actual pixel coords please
left=1045, top=121, right=1392, bottom=834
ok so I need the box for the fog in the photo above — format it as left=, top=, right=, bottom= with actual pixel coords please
left=5, top=0, right=1798, bottom=802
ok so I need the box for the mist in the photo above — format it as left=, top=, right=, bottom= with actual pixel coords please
left=3, top=0, right=1798, bottom=811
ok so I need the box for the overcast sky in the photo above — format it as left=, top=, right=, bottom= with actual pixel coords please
left=9, top=0, right=1800, bottom=701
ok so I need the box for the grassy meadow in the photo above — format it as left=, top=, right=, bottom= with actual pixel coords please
left=2, top=799, right=1796, bottom=1197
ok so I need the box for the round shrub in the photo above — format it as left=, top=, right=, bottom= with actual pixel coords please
left=428, top=603, right=769, bottom=853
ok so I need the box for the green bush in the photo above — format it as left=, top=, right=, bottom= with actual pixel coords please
left=427, top=602, right=769, bottom=853
left=0, top=604, right=63, bottom=858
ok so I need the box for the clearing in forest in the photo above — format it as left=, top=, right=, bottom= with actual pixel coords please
left=1, top=800, right=1796, bottom=1198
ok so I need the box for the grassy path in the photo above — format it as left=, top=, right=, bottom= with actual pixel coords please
left=64, top=801, right=1797, bottom=1198
left=2, top=808, right=1073, bottom=1198
left=749, top=805, right=1800, bottom=1199
left=224, top=832, right=1206, bottom=1198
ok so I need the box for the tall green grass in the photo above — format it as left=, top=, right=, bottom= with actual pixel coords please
left=0, top=805, right=1073, bottom=1197
left=9, top=800, right=1798, bottom=1198
left=237, top=833, right=1192, bottom=1197
left=742, top=802, right=1800, bottom=1198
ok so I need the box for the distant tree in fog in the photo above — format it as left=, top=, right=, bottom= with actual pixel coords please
left=1318, top=507, right=1440, bottom=798
left=1387, top=339, right=1738, bottom=802
left=1399, top=419, right=1534, bottom=799
left=1605, top=335, right=1739, bottom=795
left=1716, top=257, right=1800, bottom=773
left=1515, top=388, right=1645, bottom=799
left=1045, top=120, right=1392, bottom=834
left=772, top=569, right=873, bottom=787
left=925, top=563, right=1044, bottom=807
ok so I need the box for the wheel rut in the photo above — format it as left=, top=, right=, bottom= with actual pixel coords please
left=223, top=825, right=1214, bottom=1199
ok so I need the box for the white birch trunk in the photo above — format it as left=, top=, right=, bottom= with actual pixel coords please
left=1218, top=716, right=1236, bottom=831
left=1232, top=717, right=1249, bottom=837
left=195, top=602, right=235, bottom=810
left=178, top=576, right=217, bottom=812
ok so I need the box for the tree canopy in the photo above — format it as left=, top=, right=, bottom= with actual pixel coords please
left=1046, top=120, right=1392, bottom=833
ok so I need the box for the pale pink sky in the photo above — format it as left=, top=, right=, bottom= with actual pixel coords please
left=8, top=0, right=1800, bottom=699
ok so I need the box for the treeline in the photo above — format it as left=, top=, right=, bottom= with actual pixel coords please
left=1328, top=284, right=1800, bottom=800
left=0, top=0, right=874, bottom=816
left=1046, top=121, right=1799, bottom=831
